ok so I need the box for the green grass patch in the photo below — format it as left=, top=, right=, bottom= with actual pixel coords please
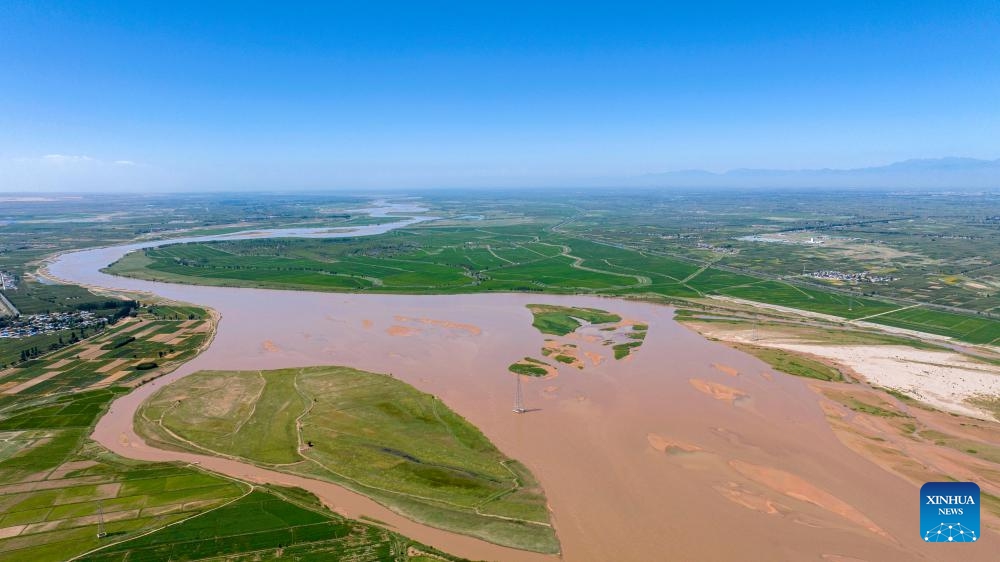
left=736, top=345, right=843, bottom=382
left=526, top=304, right=621, bottom=335
left=966, top=395, right=1000, bottom=421
left=136, top=366, right=558, bottom=553
left=612, top=341, right=642, bottom=360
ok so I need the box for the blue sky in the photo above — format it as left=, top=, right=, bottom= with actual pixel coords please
left=1, top=1, right=999, bottom=191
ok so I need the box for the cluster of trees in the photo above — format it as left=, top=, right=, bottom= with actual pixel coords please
left=9, top=327, right=90, bottom=368
left=18, top=346, right=41, bottom=362
left=74, top=299, right=138, bottom=325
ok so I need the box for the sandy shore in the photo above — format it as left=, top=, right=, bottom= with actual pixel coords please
left=693, top=322, right=1000, bottom=419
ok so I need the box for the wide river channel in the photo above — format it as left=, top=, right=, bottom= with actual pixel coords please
left=44, top=208, right=976, bottom=561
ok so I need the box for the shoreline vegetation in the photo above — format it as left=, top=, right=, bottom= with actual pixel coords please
left=102, top=225, right=1000, bottom=347
left=135, top=366, right=559, bottom=554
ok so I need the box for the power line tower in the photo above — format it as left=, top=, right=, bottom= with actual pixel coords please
left=512, top=374, right=526, bottom=414
left=97, top=500, right=107, bottom=539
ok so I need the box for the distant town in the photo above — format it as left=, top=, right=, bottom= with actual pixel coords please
left=0, top=271, right=16, bottom=291
left=809, top=270, right=897, bottom=284
left=0, top=310, right=106, bottom=339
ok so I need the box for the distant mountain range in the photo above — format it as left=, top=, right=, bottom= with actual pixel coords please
left=625, top=157, right=1000, bottom=189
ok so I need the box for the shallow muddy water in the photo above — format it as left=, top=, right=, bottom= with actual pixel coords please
left=43, top=220, right=987, bottom=561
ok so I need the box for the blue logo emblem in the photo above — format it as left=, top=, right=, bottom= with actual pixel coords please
left=921, top=482, right=980, bottom=543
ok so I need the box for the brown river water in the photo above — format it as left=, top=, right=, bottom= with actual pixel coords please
left=43, top=223, right=988, bottom=562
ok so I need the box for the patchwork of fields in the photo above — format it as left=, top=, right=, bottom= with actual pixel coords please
left=107, top=225, right=1000, bottom=345
left=0, top=304, right=211, bottom=411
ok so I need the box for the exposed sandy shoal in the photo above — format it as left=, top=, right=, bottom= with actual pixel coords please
left=583, top=351, right=604, bottom=366
left=362, top=319, right=374, bottom=329
left=542, top=340, right=585, bottom=369
left=688, top=378, right=748, bottom=403
left=690, top=321, right=1000, bottom=420
left=386, top=325, right=418, bottom=337
left=646, top=433, right=702, bottom=454
left=729, top=460, right=891, bottom=539
left=394, top=315, right=482, bottom=335
left=260, top=340, right=281, bottom=352
left=775, top=343, right=1000, bottom=419
left=712, top=363, right=740, bottom=377
left=714, top=481, right=786, bottom=515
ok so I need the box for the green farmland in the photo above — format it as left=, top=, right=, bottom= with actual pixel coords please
left=76, top=489, right=462, bottom=562
left=0, top=388, right=246, bottom=562
left=105, top=224, right=1000, bottom=345
left=136, top=366, right=559, bottom=554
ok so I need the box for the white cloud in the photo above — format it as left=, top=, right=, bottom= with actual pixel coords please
left=42, top=154, right=97, bottom=164
left=113, top=160, right=137, bottom=166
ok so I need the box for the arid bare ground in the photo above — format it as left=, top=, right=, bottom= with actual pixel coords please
left=689, top=320, right=1000, bottom=419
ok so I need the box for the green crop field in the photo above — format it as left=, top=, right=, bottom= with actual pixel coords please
left=104, top=218, right=1000, bottom=346
left=0, top=388, right=247, bottom=562
left=0, top=304, right=211, bottom=411
left=76, top=489, right=463, bottom=562
left=136, top=366, right=559, bottom=554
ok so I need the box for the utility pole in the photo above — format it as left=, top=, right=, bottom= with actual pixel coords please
left=513, top=374, right=526, bottom=414
left=97, top=501, right=107, bottom=539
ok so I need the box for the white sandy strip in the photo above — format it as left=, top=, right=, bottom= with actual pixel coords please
left=767, top=343, right=1000, bottom=419
left=1, top=371, right=61, bottom=395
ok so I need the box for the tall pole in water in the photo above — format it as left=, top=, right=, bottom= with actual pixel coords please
left=513, top=374, right=526, bottom=414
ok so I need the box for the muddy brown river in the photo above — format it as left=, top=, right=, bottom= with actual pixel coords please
left=44, top=219, right=989, bottom=561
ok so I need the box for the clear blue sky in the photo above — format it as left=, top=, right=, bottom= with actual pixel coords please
left=1, top=1, right=998, bottom=191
